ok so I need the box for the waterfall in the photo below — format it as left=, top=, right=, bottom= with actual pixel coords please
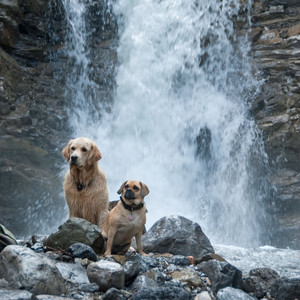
left=61, top=0, right=274, bottom=247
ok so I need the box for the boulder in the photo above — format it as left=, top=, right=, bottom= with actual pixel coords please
left=142, top=215, right=214, bottom=257
left=0, top=289, right=33, bottom=300
left=55, top=262, right=90, bottom=285
left=242, top=267, right=279, bottom=298
left=216, top=287, right=255, bottom=300
left=197, top=259, right=242, bottom=293
left=171, top=268, right=207, bottom=289
left=45, top=218, right=105, bottom=254
left=103, top=287, right=126, bottom=300
left=271, top=277, right=300, bottom=300
left=194, top=291, right=213, bottom=300
left=87, top=260, right=125, bottom=291
left=0, top=245, right=66, bottom=295
left=131, top=281, right=192, bottom=300
left=131, top=274, right=159, bottom=290
left=68, top=242, right=98, bottom=262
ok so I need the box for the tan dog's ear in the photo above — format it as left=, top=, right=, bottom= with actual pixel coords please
left=62, top=140, right=73, bottom=161
left=88, top=143, right=102, bottom=164
left=117, top=181, right=128, bottom=194
left=140, top=182, right=149, bottom=197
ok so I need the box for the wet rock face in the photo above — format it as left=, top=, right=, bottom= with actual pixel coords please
left=250, top=0, right=300, bottom=248
left=0, top=0, right=117, bottom=237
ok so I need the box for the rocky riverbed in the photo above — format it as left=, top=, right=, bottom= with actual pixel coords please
left=0, top=216, right=299, bottom=300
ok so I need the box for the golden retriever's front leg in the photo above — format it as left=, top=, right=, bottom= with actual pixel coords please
left=104, top=227, right=117, bottom=256
left=135, top=230, right=147, bottom=256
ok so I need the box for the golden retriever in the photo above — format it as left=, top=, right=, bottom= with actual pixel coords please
left=102, top=180, right=149, bottom=256
left=62, top=137, right=109, bottom=228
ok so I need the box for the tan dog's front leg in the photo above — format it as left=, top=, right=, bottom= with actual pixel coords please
left=104, top=227, right=117, bottom=256
left=135, top=230, right=147, bottom=256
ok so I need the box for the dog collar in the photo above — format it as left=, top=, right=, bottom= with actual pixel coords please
left=77, top=179, right=93, bottom=191
left=120, top=196, right=144, bottom=211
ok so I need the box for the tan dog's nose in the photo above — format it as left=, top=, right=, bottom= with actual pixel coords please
left=124, top=189, right=135, bottom=199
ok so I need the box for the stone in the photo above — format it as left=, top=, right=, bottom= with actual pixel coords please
left=0, top=245, right=67, bottom=295
left=34, top=296, right=73, bottom=300
left=242, top=267, right=280, bottom=298
left=142, top=216, right=214, bottom=257
left=68, top=242, right=98, bottom=262
left=131, top=281, right=192, bottom=300
left=130, top=275, right=159, bottom=291
left=194, top=291, right=213, bottom=300
left=169, top=255, right=191, bottom=266
left=123, top=254, right=142, bottom=284
left=216, top=287, right=255, bottom=300
left=45, top=218, right=105, bottom=254
left=55, top=262, right=90, bottom=284
left=171, top=268, right=206, bottom=288
left=103, top=287, right=126, bottom=300
left=0, top=289, right=33, bottom=300
left=271, top=277, right=300, bottom=300
left=197, top=259, right=242, bottom=293
left=87, top=260, right=125, bottom=291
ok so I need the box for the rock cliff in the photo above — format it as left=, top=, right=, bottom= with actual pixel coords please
left=250, top=0, right=300, bottom=248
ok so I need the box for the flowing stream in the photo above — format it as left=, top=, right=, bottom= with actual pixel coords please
left=59, top=0, right=300, bottom=277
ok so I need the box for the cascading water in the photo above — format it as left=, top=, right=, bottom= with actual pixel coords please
left=60, top=0, right=274, bottom=248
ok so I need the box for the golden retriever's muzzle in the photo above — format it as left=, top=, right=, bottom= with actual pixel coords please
left=70, top=155, right=78, bottom=165
left=124, top=189, right=135, bottom=200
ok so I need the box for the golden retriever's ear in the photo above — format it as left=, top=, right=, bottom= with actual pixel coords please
left=88, top=143, right=102, bottom=164
left=62, top=140, right=73, bottom=161
left=117, top=181, right=128, bottom=194
left=140, top=182, right=149, bottom=197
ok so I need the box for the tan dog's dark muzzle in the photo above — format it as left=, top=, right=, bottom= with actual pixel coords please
left=125, top=189, right=135, bottom=199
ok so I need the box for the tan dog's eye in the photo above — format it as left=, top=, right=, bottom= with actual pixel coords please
left=82, top=147, right=87, bottom=152
left=71, top=147, right=75, bottom=151
left=125, top=184, right=129, bottom=189
left=133, top=185, right=139, bottom=191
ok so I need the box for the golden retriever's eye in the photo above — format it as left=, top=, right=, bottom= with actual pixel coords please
left=71, top=147, right=75, bottom=151
left=125, top=184, right=129, bottom=189
left=82, top=147, right=87, bottom=152
left=133, top=185, right=139, bottom=191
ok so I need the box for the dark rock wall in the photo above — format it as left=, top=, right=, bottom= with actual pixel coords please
left=250, top=0, right=300, bottom=248
left=0, top=0, right=117, bottom=237
left=0, top=0, right=299, bottom=248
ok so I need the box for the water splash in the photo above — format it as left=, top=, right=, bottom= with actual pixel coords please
left=62, top=0, right=274, bottom=247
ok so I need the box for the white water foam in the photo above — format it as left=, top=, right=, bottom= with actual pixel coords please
left=215, top=244, right=300, bottom=278
left=62, top=0, right=274, bottom=248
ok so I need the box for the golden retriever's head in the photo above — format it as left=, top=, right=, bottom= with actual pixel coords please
left=62, top=137, right=102, bottom=168
left=117, top=180, right=149, bottom=205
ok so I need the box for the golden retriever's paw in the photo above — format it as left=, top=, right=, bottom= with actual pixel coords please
left=104, top=252, right=112, bottom=257
left=139, top=251, right=148, bottom=256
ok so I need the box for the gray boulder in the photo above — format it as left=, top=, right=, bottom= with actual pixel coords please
left=0, top=245, right=66, bottom=295
left=0, top=289, right=33, bottom=300
left=271, top=277, right=300, bottom=300
left=242, top=267, right=279, bottom=298
left=68, top=242, right=98, bottom=261
left=130, top=275, right=159, bottom=291
left=55, top=262, right=90, bottom=284
left=87, top=260, right=125, bottom=292
left=142, top=215, right=214, bottom=257
left=197, top=259, right=242, bottom=293
left=45, top=218, right=105, bottom=254
left=217, top=287, right=255, bottom=300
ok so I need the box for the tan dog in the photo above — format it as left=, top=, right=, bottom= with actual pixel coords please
left=62, top=137, right=109, bottom=228
left=102, top=180, right=149, bottom=256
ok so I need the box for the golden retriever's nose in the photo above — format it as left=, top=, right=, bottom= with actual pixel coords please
left=71, top=155, right=78, bottom=163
